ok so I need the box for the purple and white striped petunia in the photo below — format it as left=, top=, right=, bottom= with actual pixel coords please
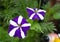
left=26, top=7, right=46, bottom=20
left=8, top=16, right=31, bottom=38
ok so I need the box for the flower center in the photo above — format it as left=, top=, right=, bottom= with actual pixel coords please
left=35, top=8, right=38, bottom=13
left=18, top=24, right=21, bottom=28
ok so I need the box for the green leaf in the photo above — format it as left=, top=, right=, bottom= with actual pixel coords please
left=0, top=27, right=19, bottom=42
left=53, top=12, right=60, bottom=19
left=40, top=22, right=55, bottom=35
left=44, top=3, right=60, bottom=22
left=27, top=19, right=33, bottom=24
left=30, top=22, right=43, bottom=33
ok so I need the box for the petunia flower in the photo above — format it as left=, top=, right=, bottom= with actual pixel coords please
left=26, top=7, right=46, bottom=20
left=8, top=16, right=31, bottom=38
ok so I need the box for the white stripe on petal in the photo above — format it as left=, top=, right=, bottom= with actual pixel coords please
left=29, top=13, right=35, bottom=19
left=10, top=20, right=18, bottom=26
left=20, top=28, right=25, bottom=38
left=9, top=27, right=19, bottom=37
left=22, top=23, right=31, bottom=27
left=37, top=13, right=44, bottom=20
left=37, top=9, right=46, bottom=13
left=27, top=7, right=34, bottom=12
left=18, top=16, right=23, bottom=24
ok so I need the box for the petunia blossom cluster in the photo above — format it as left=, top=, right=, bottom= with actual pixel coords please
left=8, top=7, right=46, bottom=39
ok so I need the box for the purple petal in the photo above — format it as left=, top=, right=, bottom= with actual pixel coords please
left=8, top=27, right=19, bottom=37
left=12, top=16, right=18, bottom=24
left=8, top=16, right=19, bottom=33
left=34, top=8, right=37, bottom=10
left=10, top=16, right=25, bottom=25
left=8, top=25, right=16, bottom=33
left=21, top=18, right=28, bottom=25
left=32, top=14, right=40, bottom=20
left=8, top=16, right=31, bottom=38
left=29, top=13, right=35, bottom=19
left=38, top=12, right=46, bottom=16
left=14, top=28, right=22, bottom=38
left=26, top=7, right=34, bottom=17
left=22, top=26, right=30, bottom=36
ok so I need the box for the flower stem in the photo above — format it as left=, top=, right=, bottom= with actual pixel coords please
left=38, top=0, right=41, bottom=9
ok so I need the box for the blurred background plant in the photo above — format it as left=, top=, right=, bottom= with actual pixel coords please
left=0, top=0, right=60, bottom=42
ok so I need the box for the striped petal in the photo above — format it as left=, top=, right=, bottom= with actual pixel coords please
left=27, top=7, right=46, bottom=20
left=22, top=23, right=31, bottom=27
left=9, top=15, right=31, bottom=38
left=26, top=7, right=34, bottom=17
left=9, top=27, right=19, bottom=37
left=20, top=28, right=25, bottom=38
left=38, top=12, right=45, bottom=17
left=18, top=16, right=23, bottom=24
left=29, top=13, right=35, bottom=19
left=37, top=9, right=46, bottom=13
left=27, top=7, right=34, bottom=12
left=10, top=20, right=18, bottom=26
left=13, top=28, right=22, bottom=38
left=37, top=13, right=44, bottom=20
left=32, top=14, right=40, bottom=20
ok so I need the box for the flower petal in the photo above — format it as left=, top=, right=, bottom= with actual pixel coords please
left=22, top=27, right=30, bottom=37
left=37, top=13, right=44, bottom=20
left=9, top=27, right=19, bottom=37
left=32, top=14, right=40, bottom=20
left=10, top=20, right=18, bottom=26
left=29, top=13, right=35, bottom=19
left=27, top=7, right=34, bottom=12
left=26, top=7, right=34, bottom=17
left=9, top=15, right=31, bottom=38
left=14, top=28, right=22, bottom=38
left=38, top=12, right=45, bottom=17
left=18, top=16, right=23, bottom=24
left=37, top=9, right=46, bottom=13
left=20, top=28, right=25, bottom=38
left=21, top=23, right=31, bottom=27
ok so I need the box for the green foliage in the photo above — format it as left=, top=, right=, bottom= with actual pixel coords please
left=0, top=0, right=41, bottom=42
left=20, top=30, right=40, bottom=42
left=40, top=22, right=55, bottom=35
left=0, top=0, right=60, bottom=42
left=53, top=11, right=60, bottom=19
left=43, top=3, right=60, bottom=22
left=0, top=27, right=40, bottom=42
left=0, top=0, right=38, bottom=28
left=30, top=21, right=43, bottom=33
left=30, top=21, right=55, bottom=35
left=0, top=27, right=19, bottom=42
left=27, top=19, right=33, bottom=24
